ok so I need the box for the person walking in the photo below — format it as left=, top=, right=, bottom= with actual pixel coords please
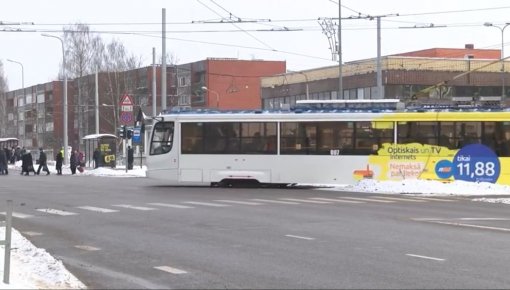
left=36, top=148, right=50, bottom=175
left=55, top=151, right=63, bottom=175
left=70, top=150, right=77, bottom=175
left=21, top=152, right=36, bottom=176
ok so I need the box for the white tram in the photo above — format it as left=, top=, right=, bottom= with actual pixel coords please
left=146, top=105, right=510, bottom=187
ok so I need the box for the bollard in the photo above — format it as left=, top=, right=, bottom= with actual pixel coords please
left=2, top=200, right=12, bottom=284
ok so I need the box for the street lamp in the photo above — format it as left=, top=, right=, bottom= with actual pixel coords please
left=42, top=33, right=68, bottom=165
left=484, top=22, right=510, bottom=98
left=6, top=59, right=25, bottom=146
left=201, top=86, right=220, bottom=108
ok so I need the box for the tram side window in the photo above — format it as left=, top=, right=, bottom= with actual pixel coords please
left=495, top=122, right=510, bottom=157
left=181, top=123, right=204, bottom=153
left=455, top=122, right=481, bottom=147
left=204, top=122, right=240, bottom=154
left=353, top=122, right=394, bottom=154
left=439, top=122, right=455, bottom=149
left=150, top=122, right=174, bottom=155
left=280, top=122, right=317, bottom=155
left=316, top=122, right=343, bottom=155
left=240, top=122, right=277, bottom=154
left=397, top=122, right=439, bottom=145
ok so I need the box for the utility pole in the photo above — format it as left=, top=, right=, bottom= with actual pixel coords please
left=338, top=0, right=342, bottom=100
left=370, top=14, right=398, bottom=99
left=152, top=47, right=157, bottom=117
left=6, top=59, right=25, bottom=145
left=320, top=11, right=398, bottom=100
left=95, top=69, right=99, bottom=134
left=161, top=8, right=167, bottom=111
left=376, top=16, right=382, bottom=99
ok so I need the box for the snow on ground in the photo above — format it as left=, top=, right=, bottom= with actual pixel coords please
left=326, top=178, right=510, bottom=196
left=2, top=163, right=510, bottom=289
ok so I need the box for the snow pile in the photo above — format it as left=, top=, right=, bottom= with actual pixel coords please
left=0, top=228, right=85, bottom=289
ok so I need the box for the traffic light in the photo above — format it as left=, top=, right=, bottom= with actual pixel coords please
left=119, top=125, right=126, bottom=139
left=127, top=129, right=133, bottom=139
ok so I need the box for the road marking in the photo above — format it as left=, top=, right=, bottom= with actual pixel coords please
left=147, top=203, right=194, bottom=209
left=112, top=204, right=157, bottom=211
left=458, top=218, right=510, bottom=221
left=74, top=245, right=101, bottom=251
left=77, top=206, right=119, bottom=213
left=405, top=196, right=457, bottom=202
left=214, top=200, right=263, bottom=205
left=22, top=231, right=43, bottom=236
left=36, top=208, right=78, bottom=216
left=428, top=220, right=510, bottom=232
left=154, top=266, right=187, bottom=274
left=340, top=197, right=395, bottom=203
left=280, top=198, right=332, bottom=204
left=285, top=234, right=315, bottom=240
left=0, top=212, right=34, bottom=219
left=406, top=254, right=445, bottom=261
left=182, top=201, right=230, bottom=207
left=250, top=199, right=299, bottom=205
left=309, top=197, right=364, bottom=204
left=369, top=196, right=426, bottom=202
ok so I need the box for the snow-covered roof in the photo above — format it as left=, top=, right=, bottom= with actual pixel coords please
left=82, top=133, right=117, bottom=140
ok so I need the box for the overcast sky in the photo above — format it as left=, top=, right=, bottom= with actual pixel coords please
left=2, top=0, right=510, bottom=90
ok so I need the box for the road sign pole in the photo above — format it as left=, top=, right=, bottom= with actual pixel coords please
left=123, top=138, right=127, bottom=173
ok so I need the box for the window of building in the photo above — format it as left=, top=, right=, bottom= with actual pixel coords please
left=179, top=77, right=187, bottom=87
left=46, top=122, right=54, bottom=132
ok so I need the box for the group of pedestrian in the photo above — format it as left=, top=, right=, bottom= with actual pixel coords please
left=18, top=147, right=87, bottom=176
left=2, top=145, right=103, bottom=176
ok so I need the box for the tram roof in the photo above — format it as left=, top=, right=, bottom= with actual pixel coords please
left=160, top=106, right=510, bottom=116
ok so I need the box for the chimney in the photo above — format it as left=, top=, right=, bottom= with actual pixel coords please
left=465, top=44, right=474, bottom=49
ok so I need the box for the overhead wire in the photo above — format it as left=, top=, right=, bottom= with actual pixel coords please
left=195, top=0, right=276, bottom=50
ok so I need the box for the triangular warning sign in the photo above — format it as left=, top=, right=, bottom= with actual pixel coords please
left=120, top=94, right=133, bottom=106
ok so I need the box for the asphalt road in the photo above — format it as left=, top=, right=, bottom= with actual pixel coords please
left=1, top=171, right=510, bottom=289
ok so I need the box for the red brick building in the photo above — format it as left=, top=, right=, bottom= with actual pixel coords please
left=175, top=58, right=286, bottom=110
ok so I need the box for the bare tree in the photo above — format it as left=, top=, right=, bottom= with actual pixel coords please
left=0, top=60, right=7, bottom=93
left=100, top=38, right=143, bottom=132
left=61, top=24, right=146, bottom=145
left=62, top=23, right=105, bottom=146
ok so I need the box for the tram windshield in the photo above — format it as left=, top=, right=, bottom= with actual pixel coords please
left=150, top=122, right=174, bottom=155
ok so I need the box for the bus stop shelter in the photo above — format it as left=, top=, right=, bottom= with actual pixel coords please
left=82, top=134, right=118, bottom=168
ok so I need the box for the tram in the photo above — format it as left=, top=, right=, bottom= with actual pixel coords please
left=146, top=101, right=510, bottom=187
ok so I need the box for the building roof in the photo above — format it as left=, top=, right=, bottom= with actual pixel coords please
left=391, top=46, right=500, bottom=59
